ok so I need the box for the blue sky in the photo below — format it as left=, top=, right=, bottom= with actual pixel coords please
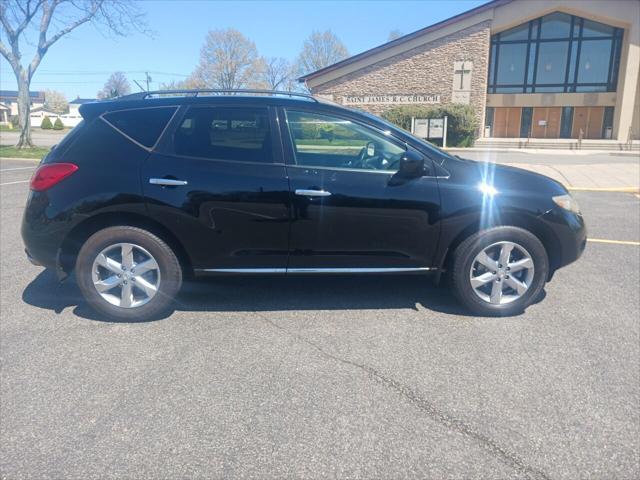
left=1, top=0, right=486, bottom=99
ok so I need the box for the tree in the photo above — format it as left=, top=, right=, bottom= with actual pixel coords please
left=192, top=28, right=260, bottom=89
left=97, top=72, right=131, bottom=99
left=53, top=117, right=64, bottom=130
left=296, top=30, right=349, bottom=76
left=160, top=76, right=205, bottom=91
left=44, top=90, right=68, bottom=114
left=0, top=0, right=145, bottom=148
left=256, top=57, right=292, bottom=90
left=388, top=29, right=403, bottom=41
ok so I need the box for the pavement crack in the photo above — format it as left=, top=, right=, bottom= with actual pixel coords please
left=259, top=314, right=552, bottom=480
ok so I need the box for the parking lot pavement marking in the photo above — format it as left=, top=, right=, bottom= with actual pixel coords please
left=588, top=238, right=640, bottom=246
left=0, top=180, right=30, bottom=186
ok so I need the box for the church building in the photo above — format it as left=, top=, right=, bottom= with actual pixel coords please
left=299, top=0, right=640, bottom=143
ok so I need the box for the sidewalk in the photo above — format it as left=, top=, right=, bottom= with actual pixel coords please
left=499, top=162, right=639, bottom=191
left=447, top=149, right=640, bottom=191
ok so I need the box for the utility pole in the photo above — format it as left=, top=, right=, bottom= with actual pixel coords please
left=145, top=72, right=152, bottom=92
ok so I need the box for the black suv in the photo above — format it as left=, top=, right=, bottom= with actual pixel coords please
left=22, top=90, right=586, bottom=320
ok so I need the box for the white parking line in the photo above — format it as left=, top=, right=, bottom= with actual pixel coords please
left=0, top=180, right=30, bottom=186
left=0, top=167, right=35, bottom=172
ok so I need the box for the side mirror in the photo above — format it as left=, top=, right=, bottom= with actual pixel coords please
left=397, top=150, right=425, bottom=178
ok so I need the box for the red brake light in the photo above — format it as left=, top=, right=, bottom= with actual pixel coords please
left=30, top=163, right=79, bottom=192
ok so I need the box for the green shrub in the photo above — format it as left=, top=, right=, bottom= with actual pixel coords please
left=53, top=118, right=64, bottom=130
left=40, top=116, right=53, bottom=129
left=381, top=103, right=478, bottom=147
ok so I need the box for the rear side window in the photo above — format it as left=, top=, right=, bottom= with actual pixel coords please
left=174, top=107, right=273, bottom=163
left=102, top=107, right=177, bottom=148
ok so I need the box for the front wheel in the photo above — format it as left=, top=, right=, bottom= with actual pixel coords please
left=76, top=226, right=182, bottom=321
left=450, top=227, right=548, bottom=316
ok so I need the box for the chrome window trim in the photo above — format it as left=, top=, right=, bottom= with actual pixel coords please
left=100, top=105, right=180, bottom=152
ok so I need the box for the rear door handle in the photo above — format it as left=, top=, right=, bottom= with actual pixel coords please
left=149, top=178, right=188, bottom=186
left=295, top=189, right=332, bottom=197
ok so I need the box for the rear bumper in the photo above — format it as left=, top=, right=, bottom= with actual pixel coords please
left=21, top=191, right=71, bottom=277
left=25, top=248, right=43, bottom=267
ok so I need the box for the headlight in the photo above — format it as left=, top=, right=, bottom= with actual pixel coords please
left=552, top=194, right=581, bottom=214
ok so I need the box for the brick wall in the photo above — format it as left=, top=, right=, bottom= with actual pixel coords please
left=311, top=21, right=492, bottom=132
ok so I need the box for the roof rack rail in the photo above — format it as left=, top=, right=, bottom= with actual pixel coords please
left=117, top=89, right=319, bottom=102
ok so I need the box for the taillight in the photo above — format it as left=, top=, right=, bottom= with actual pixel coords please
left=30, top=163, right=79, bottom=192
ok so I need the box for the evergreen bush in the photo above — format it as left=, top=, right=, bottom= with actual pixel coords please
left=40, top=116, right=53, bottom=129
left=381, top=103, right=478, bottom=147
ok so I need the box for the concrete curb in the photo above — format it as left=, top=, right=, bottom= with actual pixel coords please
left=0, top=157, right=41, bottom=162
left=568, top=187, right=640, bottom=193
left=445, top=148, right=640, bottom=156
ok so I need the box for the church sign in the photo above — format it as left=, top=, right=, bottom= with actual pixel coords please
left=343, top=94, right=441, bottom=105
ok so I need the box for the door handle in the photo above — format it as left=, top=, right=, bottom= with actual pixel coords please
left=295, top=189, right=331, bottom=197
left=149, top=178, right=188, bottom=186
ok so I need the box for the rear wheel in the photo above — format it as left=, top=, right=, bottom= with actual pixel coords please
left=450, top=226, right=548, bottom=316
left=76, top=226, right=182, bottom=321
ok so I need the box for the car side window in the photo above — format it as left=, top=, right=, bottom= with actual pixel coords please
left=285, top=110, right=405, bottom=172
left=174, top=107, right=273, bottom=163
left=102, top=107, right=177, bottom=149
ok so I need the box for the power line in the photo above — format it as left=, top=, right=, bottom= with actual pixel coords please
left=37, top=70, right=189, bottom=77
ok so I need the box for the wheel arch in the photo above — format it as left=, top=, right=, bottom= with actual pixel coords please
left=437, top=212, right=561, bottom=283
left=58, top=212, right=193, bottom=279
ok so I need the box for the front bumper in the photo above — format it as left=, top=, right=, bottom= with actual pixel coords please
left=540, top=206, right=587, bottom=272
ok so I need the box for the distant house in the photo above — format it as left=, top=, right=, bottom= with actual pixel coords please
left=29, top=106, right=62, bottom=127
left=0, top=91, right=95, bottom=128
left=61, top=97, right=96, bottom=127
left=68, top=97, right=96, bottom=115
left=0, top=90, right=45, bottom=126
left=0, top=103, right=10, bottom=125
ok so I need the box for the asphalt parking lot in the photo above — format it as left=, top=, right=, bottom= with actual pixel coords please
left=1, top=158, right=639, bottom=479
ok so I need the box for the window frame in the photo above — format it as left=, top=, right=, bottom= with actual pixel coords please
left=487, top=13, right=623, bottom=94
left=164, top=103, right=283, bottom=165
left=100, top=105, right=180, bottom=151
left=279, top=106, right=410, bottom=175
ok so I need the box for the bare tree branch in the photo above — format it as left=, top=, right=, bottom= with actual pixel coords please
left=0, top=0, right=146, bottom=147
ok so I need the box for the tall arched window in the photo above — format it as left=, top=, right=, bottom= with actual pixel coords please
left=488, top=12, right=623, bottom=94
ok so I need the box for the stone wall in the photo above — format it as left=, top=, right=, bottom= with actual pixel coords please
left=311, top=21, right=492, bottom=132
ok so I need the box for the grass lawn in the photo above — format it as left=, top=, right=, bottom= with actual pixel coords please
left=0, top=145, right=50, bottom=159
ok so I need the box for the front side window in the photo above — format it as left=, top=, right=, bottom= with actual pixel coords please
left=174, top=107, right=273, bottom=163
left=103, top=107, right=177, bottom=148
left=285, top=110, right=405, bottom=172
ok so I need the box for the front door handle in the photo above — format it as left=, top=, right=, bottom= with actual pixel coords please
left=149, top=178, right=188, bottom=186
left=295, top=189, right=332, bottom=197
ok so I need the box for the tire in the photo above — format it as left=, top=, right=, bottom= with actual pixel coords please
left=76, top=226, right=182, bottom=321
left=450, top=226, right=548, bottom=317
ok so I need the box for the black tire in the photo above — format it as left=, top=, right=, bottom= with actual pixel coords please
left=450, top=226, right=548, bottom=317
left=76, top=226, right=182, bottom=321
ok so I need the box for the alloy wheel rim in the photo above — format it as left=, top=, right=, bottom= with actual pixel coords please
left=91, top=243, right=161, bottom=308
left=469, top=241, right=535, bottom=305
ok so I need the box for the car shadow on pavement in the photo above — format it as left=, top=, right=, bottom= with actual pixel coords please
left=22, top=269, right=543, bottom=323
